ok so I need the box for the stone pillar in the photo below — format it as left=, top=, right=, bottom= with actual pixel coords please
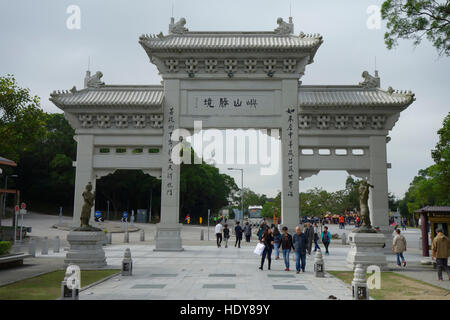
left=281, top=80, right=300, bottom=232
left=420, top=213, right=429, bottom=257
left=368, top=135, right=392, bottom=248
left=72, top=134, right=95, bottom=227
left=154, top=79, right=183, bottom=251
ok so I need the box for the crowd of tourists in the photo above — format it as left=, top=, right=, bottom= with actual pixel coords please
left=318, top=213, right=360, bottom=227
left=214, top=218, right=450, bottom=281
left=214, top=220, right=331, bottom=273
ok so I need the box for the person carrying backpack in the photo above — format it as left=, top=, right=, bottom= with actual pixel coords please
left=321, top=226, right=331, bottom=255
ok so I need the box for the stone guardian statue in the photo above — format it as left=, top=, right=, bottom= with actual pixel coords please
left=355, top=180, right=376, bottom=233
left=76, top=182, right=99, bottom=231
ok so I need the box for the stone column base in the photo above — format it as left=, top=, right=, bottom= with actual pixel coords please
left=64, top=230, right=107, bottom=269
left=346, top=232, right=388, bottom=270
left=154, top=223, right=184, bottom=252
left=376, top=225, right=394, bottom=254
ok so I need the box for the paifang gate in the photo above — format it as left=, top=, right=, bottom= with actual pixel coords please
left=50, top=17, right=415, bottom=251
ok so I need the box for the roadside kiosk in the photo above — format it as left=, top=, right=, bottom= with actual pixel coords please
left=415, top=206, right=450, bottom=257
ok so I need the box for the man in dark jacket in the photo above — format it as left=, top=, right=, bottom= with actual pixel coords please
left=293, top=226, right=308, bottom=273
left=243, top=222, right=252, bottom=242
left=280, top=226, right=295, bottom=271
left=304, top=222, right=314, bottom=255
left=234, top=221, right=243, bottom=248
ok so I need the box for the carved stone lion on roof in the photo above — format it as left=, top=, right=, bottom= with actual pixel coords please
left=359, top=71, right=380, bottom=88
left=274, top=17, right=294, bottom=35
left=86, top=71, right=105, bottom=88
left=169, top=18, right=188, bottom=34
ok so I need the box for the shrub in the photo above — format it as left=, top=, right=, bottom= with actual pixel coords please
left=0, top=241, right=12, bottom=255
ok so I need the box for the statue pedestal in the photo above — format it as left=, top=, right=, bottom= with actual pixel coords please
left=346, top=231, right=388, bottom=270
left=376, top=225, right=394, bottom=254
left=64, top=230, right=107, bottom=269
left=154, top=223, right=184, bottom=252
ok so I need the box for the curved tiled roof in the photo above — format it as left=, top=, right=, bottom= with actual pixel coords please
left=50, top=86, right=164, bottom=108
left=414, top=206, right=450, bottom=214
left=299, top=86, right=415, bottom=108
left=139, top=32, right=323, bottom=52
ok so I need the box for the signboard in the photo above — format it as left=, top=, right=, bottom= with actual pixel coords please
left=19, top=209, right=27, bottom=215
left=21, top=202, right=26, bottom=210
left=186, top=91, right=278, bottom=116
left=15, top=205, right=19, bottom=214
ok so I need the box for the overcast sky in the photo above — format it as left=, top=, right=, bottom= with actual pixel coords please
left=1, top=0, right=449, bottom=199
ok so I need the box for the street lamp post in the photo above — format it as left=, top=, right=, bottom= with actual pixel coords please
left=228, top=168, right=243, bottom=221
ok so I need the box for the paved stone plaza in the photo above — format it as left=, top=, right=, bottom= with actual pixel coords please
left=2, top=212, right=449, bottom=298
left=77, top=245, right=354, bottom=300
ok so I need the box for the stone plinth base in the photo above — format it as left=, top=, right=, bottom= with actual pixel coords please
left=64, top=230, right=107, bottom=269
left=154, top=223, right=184, bottom=252
left=376, top=226, right=394, bottom=254
left=346, top=231, right=388, bottom=270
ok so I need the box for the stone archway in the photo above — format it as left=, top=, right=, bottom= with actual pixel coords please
left=50, top=17, right=414, bottom=251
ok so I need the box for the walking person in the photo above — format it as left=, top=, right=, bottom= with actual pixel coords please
left=273, top=227, right=282, bottom=260
left=223, top=224, right=230, bottom=248
left=304, top=222, right=314, bottom=255
left=401, top=218, right=407, bottom=231
left=392, top=229, right=407, bottom=267
left=293, top=226, right=307, bottom=273
left=313, top=222, right=321, bottom=252
left=234, top=221, right=243, bottom=248
left=321, top=226, right=331, bottom=255
left=215, top=221, right=223, bottom=248
left=280, top=226, right=294, bottom=271
left=259, top=228, right=274, bottom=270
left=339, top=215, right=345, bottom=229
left=257, top=223, right=265, bottom=241
left=243, top=221, right=252, bottom=242
left=431, top=228, right=450, bottom=281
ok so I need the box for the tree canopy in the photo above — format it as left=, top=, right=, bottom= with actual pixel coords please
left=0, top=74, right=47, bottom=162
left=398, top=113, right=450, bottom=216
left=381, top=0, right=450, bottom=56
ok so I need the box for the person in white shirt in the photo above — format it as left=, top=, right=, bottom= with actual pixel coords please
left=215, top=222, right=224, bottom=248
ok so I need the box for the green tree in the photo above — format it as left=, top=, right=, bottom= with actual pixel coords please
left=388, top=192, right=400, bottom=212
left=239, top=188, right=267, bottom=214
left=261, top=193, right=281, bottom=218
left=381, top=0, right=450, bottom=56
left=96, top=170, right=161, bottom=221
left=431, top=112, right=450, bottom=203
left=0, top=74, right=46, bottom=162
left=399, top=113, right=450, bottom=218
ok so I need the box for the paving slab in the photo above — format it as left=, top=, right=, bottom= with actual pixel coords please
left=76, top=245, right=354, bottom=300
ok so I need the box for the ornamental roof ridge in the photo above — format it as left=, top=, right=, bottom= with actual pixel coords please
left=50, top=84, right=163, bottom=98
left=299, top=85, right=414, bottom=95
left=140, top=31, right=322, bottom=38
left=298, top=82, right=415, bottom=108
left=49, top=82, right=164, bottom=108
left=300, top=70, right=415, bottom=100
left=139, top=17, right=323, bottom=52
left=139, top=31, right=323, bottom=41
